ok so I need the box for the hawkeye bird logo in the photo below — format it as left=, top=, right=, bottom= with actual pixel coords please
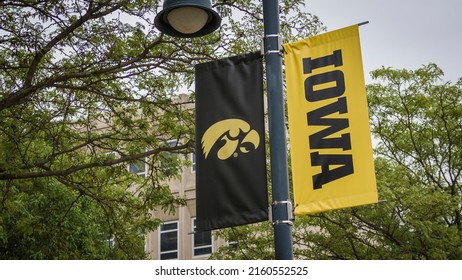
left=201, top=119, right=260, bottom=160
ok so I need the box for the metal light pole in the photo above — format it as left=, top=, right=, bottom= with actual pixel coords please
left=262, top=0, right=293, bottom=260
left=155, top=0, right=293, bottom=260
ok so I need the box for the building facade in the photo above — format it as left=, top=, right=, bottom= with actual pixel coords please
left=142, top=153, right=227, bottom=260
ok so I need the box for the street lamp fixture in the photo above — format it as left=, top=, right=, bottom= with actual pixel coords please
left=154, top=0, right=221, bottom=38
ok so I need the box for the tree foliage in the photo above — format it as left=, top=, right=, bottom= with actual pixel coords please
left=0, top=0, right=322, bottom=259
left=213, top=64, right=462, bottom=260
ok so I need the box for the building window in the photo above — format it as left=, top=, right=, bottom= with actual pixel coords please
left=161, top=140, right=178, bottom=175
left=129, top=159, right=146, bottom=178
left=192, top=218, right=212, bottom=257
left=191, top=152, right=196, bottom=173
left=159, top=221, right=178, bottom=260
left=129, top=149, right=147, bottom=178
left=102, top=232, right=115, bottom=249
left=107, top=234, right=115, bottom=248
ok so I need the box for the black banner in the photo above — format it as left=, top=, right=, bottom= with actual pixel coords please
left=195, top=52, right=268, bottom=231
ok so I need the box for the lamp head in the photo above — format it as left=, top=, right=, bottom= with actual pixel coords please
left=154, top=0, right=221, bottom=38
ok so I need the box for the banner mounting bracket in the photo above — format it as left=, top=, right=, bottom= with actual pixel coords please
left=269, top=200, right=294, bottom=226
left=261, top=34, right=283, bottom=57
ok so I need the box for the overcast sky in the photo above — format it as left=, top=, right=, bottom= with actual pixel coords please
left=306, top=0, right=462, bottom=83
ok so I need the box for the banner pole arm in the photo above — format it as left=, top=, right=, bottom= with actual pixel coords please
left=263, top=0, right=294, bottom=260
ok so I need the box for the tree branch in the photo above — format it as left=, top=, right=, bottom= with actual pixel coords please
left=0, top=140, right=193, bottom=180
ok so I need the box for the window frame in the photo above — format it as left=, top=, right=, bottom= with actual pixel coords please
left=159, top=140, right=179, bottom=175
left=190, top=152, right=196, bottom=173
left=128, top=159, right=147, bottom=178
left=192, top=218, right=213, bottom=257
left=159, top=220, right=179, bottom=260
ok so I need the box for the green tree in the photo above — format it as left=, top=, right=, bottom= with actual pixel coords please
left=212, top=64, right=462, bottom=260
left=0, top=0, right=322, bottom=259
left=295, top=64, right=462, bottom=259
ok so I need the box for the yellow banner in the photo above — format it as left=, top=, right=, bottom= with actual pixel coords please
left=284, top=25, right=378, bottom=216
